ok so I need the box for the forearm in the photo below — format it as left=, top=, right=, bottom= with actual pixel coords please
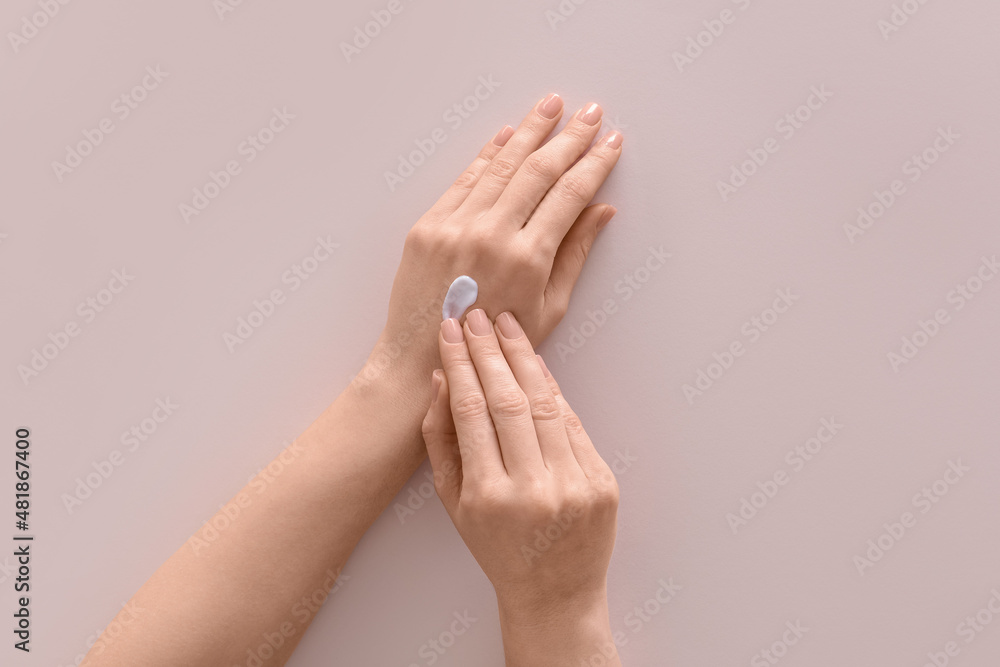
left=84, top=346, right=433, bottom=667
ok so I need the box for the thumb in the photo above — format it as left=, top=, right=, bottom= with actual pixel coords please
left=421, top=370, right=461, bottom=509
left=546, top=204, right=616, bottom=317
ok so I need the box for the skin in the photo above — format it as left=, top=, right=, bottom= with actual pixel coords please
left=423, top=310, right=622, bottom=667
left=81, top=93, right=622, bottom=666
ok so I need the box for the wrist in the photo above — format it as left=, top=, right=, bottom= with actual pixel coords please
left=497, top=590, right=620, bottom=667
left=350, top=330, right=436, bottom=413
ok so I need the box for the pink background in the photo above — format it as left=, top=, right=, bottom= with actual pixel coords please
left=3, top=0, right=1000, bottom=665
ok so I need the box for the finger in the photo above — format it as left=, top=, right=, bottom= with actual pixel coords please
left=524, top=130, right=623, bottom=256
left=421, top=370, right=462, bottom=509
left=545, top=204, right=616, bottom=315
left=492, top=102, right=604, bottom=225
left=494, top=311, right=580, bottom=474
left=535, top=354, right=609, bottom=481
left=460, top=93, right=565, bottom=214
left=439, top=318, right=507, bottom=482
left=425, top=125, right=515, bottom=221
left=464, top=309, right=546, bottom=478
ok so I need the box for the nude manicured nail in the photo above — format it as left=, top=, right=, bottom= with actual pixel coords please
left=597, top=205, right=617, bottom=231
left=467, top=309, right=492, bottom=336
left=442, top=318, right=464, bottom=343
left=536, top=354, right=551, bottom=378
left=492, top=125, right=514, bottom=147
left=578, top=103, right=603, bottom=126
left=496, top=312, right=523, bottom=339
left=604, top=131, right=623, bottom=149
left=537, top=93, right=563, bottom=119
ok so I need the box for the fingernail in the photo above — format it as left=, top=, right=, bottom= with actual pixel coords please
left=431, top=370, right=443, bottom=397
left=537, top=93, right=563, bottom=119
left=536, top=354, right=551, bottom=378
left=442, top=318, right=464, bottom=343
left=467, top=309, right=492, bottom=336
left=597, top=205, right=617, bottom=231
left=604, top=131, right=623, bottom=150
left=492, top=125, right=514, bottom=147
left=496, top=312, right=523, bottom=339
left=578, top=103, right=603, bottom=126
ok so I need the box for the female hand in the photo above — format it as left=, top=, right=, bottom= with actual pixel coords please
left=421, top=309, right=621, bottom=667
left=365, top=94, right=622, bottom=389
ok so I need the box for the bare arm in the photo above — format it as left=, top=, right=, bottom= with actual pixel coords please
left=83, top=92, right=622, bottom=667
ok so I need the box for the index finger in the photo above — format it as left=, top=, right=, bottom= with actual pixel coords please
left=438, top=318, right=507, bottom=483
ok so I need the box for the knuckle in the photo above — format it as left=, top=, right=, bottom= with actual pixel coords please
left=439, top=226, right=465, bottom=253
left=521, top=152, right=559, bottom=183
left=565, top=483, right=592, bottom=508
left=452, top=393, right=490, bottom=421
left=452, top=167, right=479, bottom=191
left=594, top=474, right=621, bottom=509
left=556, top=172, right=594, bottom=204
left=529, top=392, right=561, bottom=421
left=486, top=155, right=519, bottom=182
left=404, top=224, right=431, bottom=252
left=489, top=389, right=530, bottom=420
left=453, top=154, right=490, bottom=189
left=468, top=228, right=499, bottom=255
left=522, top=480, right=558, bottom=514
left=563, top=408, right=587, bottom=439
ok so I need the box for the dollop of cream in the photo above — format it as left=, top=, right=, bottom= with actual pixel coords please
left=442, top=275, right=478, bottom=320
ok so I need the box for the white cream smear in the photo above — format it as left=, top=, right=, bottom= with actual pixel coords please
left=442, top=275, right=478, bottom=320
